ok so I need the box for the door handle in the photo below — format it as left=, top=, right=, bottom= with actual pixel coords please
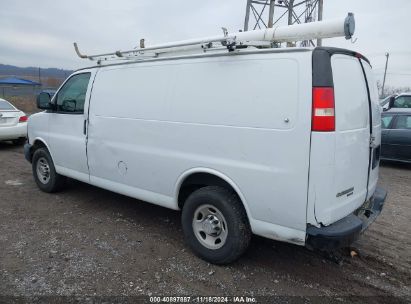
left=83, top=119, right=87, bottom=135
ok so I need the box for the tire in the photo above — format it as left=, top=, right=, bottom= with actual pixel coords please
left=181, top=186, right=251, bottom=264
left=32, top=148, right=66, bottom=193
left=12, top=138, right=26, bottom=145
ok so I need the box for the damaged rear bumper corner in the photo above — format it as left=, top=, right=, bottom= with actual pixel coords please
left=305, top=186, right=387, bottom=251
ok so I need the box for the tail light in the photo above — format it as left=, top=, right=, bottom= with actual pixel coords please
left=312, top=87, right=335, bottom=132
left=19, top=115, right=28, bottom=123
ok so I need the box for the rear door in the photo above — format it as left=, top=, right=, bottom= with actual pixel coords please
left=361, top=60, right=381, bottom=199
left=329, top=54, right=370, bottom=219
left=309, top=49, right=375, bottom=226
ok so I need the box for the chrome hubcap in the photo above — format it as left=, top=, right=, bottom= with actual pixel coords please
left=36, top=157, right=50, bottom=184
left=193, top=204, right=228, bottom=250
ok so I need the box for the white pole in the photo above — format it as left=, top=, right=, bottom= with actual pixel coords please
left=381, top=52, right=390, bottom=98
left=317, top=0, right=324, bottom=46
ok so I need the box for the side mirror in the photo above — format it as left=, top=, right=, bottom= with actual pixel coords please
left=388, top=96, right=396, bottom=108
left=37, top=92, right=52, bottom=110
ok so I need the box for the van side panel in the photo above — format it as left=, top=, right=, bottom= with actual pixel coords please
left=87, top=52, right=312, bottom=239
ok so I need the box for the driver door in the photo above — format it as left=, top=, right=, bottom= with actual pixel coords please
left=48, top=72, right=93, bottom=182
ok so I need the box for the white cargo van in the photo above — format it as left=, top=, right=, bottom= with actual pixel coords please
left=25, top=44, right=387, bottom=264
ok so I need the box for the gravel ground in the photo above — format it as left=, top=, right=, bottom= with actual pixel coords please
left=0, top=142, right=410, bottom=303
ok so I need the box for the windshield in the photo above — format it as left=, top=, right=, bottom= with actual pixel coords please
left=0, top=100, right=16, bottom=110
left=393, top=95, right=411, bottom=108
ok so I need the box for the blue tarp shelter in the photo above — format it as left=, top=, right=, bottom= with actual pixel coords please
left=0, top=77, right=41, bottom=97
left=0, top=77, right=41, bottom=86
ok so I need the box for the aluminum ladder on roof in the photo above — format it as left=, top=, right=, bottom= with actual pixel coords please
left=74, top=13, right=355, bottom=65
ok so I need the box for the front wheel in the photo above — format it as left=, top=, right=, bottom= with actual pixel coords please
left=181, top=186, right=251, bottom=264
left=32, top=148, right=66, bottom=193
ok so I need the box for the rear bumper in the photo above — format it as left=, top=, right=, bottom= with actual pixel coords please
left=306, top=187, right=387, bottom=250
left=0, top=123, right=27, bottom=141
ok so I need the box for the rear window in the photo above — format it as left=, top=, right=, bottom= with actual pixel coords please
left=0, top=100, right=15, bottom=110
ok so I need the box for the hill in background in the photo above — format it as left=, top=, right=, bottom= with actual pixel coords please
left=0, top=64, right=73, bottom=84
left=0, top=64, right=73, bottom=113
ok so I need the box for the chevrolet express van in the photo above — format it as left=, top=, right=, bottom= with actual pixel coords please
left=25, top=46, right=387, bottom=264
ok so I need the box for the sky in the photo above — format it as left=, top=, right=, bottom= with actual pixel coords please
left=0, top=0, right=410, bottom=87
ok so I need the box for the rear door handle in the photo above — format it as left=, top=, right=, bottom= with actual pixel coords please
left=83, top=119, right=87, bottom=135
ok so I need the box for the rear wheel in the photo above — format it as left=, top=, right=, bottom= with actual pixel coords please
left=181, top=186, right=251, bottom=264
left=32, top=148, right=66, bottom=192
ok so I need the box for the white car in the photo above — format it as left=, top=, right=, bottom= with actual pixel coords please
left=0, top=98, right=28, bottom=144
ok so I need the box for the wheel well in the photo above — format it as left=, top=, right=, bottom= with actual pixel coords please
left=30, top=140, right=47, bottom=159
left=33, top=140, right=47, bottom=150
left=178, top=172, right=239, bottom=209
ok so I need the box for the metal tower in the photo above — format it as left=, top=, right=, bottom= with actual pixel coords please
left=244, top=0, right=324, bottom=47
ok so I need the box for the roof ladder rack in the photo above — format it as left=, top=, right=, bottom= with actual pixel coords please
left=74, top=13, right=355, bottom=64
